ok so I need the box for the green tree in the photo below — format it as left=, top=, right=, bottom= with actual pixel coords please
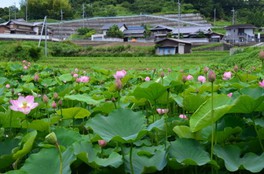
left=106, top=25, right=124, bottom=38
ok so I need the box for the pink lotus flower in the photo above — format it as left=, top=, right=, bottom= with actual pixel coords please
left=223, top=72, right=232, bottom=80
left=114, top=70, right=126, bottom=79
left=98, top=140, right=107, bottom=147
left=259, top=80, right=264, bottom=88
left=51, top=101, right=57, bottom=108
left=73, top=73, right=78, bottom=78
left=76, top=76, right=89, bottom=83
left=186, top=75, right=193, bottom=80
left=5, top=84, right=10, bottom=88
left=227, top=93, right=233, bottom=98
left=145, top=76, right=150, bottom=81
left=179, top=114, right=188, bottom=120
left=10, top=95, right=39, bottom=114
left=156, top=108, right=169, bottom=115
left=198, top=75, right=206, bottom=83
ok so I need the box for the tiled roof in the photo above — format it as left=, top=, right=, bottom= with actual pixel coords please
left=224, top=24, right=256, bottom=29
left=101, top=23, right=126, bottom=30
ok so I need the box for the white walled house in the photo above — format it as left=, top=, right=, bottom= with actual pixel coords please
left=223, top=24, right=256, bottom=43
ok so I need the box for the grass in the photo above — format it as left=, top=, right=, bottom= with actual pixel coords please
left=37, top=51, right=229, bottom=70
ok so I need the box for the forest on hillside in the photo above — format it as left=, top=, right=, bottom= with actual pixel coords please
left=0, top=0, right=264, bottom=27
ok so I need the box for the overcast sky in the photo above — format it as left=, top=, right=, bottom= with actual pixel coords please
left=0, top=0, right=21, bottom=8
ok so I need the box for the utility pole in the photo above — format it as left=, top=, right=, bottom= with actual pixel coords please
left=82, top=3, right=85, bottom=28
left=9, top=7, right=10, bottom=20
left=231, top=7, right=235, bottom=25
left=14, top=3, right=16, bottom=20
left=26, top=0, right=28, bottom=21
left=178, top=0, right=181, bottom=39
left=60, top=9, right=63, bottom=40
left=214, top=8, right=216, bottom=26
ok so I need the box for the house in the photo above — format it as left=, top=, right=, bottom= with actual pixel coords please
left=150, top=25, right=174, bottom=41
left=155, top=38, right=192, bottom=55
left=223, top=24, right=256, bottom=43
left=0, top=19, right=43, bottom=35
left=172, top=26, right=212, bottom=38
left=101, top=23, right=127, bottom=36
left=123, top=26, right=145, bottom=42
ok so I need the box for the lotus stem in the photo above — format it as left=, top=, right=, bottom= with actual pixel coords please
left=56, top=143, right=63, bottom=174
left=210, top=81, right=215, bottom=174
left=129, top=144, right=135, bottom=174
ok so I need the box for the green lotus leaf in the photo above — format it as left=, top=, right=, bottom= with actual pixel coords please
left=13, top=130, right=37, bottom=160
left=169, top=138, right=210, bottom=166
left=53, top=127, right=82, bottom=147
left=57, top=107, right=90, bottom=119
left=86, top=108, right=147, bottom=143
left=228, top=95, right=264, bottom=113
left=20, top=147, right=75, bottom=174
left=182, top=94, right=207, bottom=112
left=214, top=144, right=264, bottom=172
left=93, top=102, right=115, bottom=114
left=0, top=138, right=20, bottom=170
left=64, top=94, right=101, bottom=105
left=58, top=73, right=73, bottom=82
left=190, top=95, right=233, bottom=132
left=132, top=82, right=168, bottom=102
left=28, top=120, right=50, bottom=132
left=173, top=125, right=195, bottom=139
left=125, top=146, right=167, bottom=174
left=73, top=140, right=123, bottom=168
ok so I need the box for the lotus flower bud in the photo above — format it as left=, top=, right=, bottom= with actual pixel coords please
left=51, top=101, right=57, bottom=109
left=115, top=79, right=122, bottom=90
left=53, top=93, right=58, bottom=99
left=43, top=94, right=49, bottom=103
left=58, top=100, right=63, bottom=106
left=98, top=140, right=107, bottom=147
left=34, top=74, right=39, bottom=82
left=233, top=65, right=238, bottom=72
left=204, top=66, right=209, bottom=74
left=160, top=71, right=165, bottom=78
left=208, top=70, right=216, bottom=83
left=45, top=132, right=58, bottom=145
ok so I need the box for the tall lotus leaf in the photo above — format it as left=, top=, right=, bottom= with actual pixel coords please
left=20, top=147, right=75, bottom=174
left=0, top=139, right=20, bottom=170
left=238, top=73, right=258, bottom=82
left=13, top=130, right=37, bottom=159
left=0, top=110, right=25, bottom=128
left=173, top=126, right=195, bottom=139
left=0, top=77, right=7, bottom=84
left=228, top=95, right=264, bottom=113
left=169, top=138, right=210, bottom=166
left=58, top=73, right=73, bottom=82
left=64, top=94, right=101, bottom=105
left=190, top=95, right=233, bottom=132
left=125, top=146, right=167, bottom=174
left=132, top=82, right=167, bottom=102
left=183, top=94, right=207, bottom=112
left=54, top=127, right=82, bottom=147
left=86, top=108, right=146, bottom=143
left=57, top=107, right=90, bottom=119
left=73, top=140, right=123, bottom=168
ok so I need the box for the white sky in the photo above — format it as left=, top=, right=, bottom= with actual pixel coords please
left=0, top=0, right=21, bottom=8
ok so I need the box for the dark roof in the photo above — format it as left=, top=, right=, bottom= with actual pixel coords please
left=101, top=23, right=126, bottom=30
left=123, top=29, right=145, bottom=34
left=224, top=24, right=256, bottom=30
left=127, top=26, right=145, bottom=30
left=0, top=19, right=41, bottom=27
left=155, top=38, right=192, bottom=45
left=150, top=25, right=174, bottom=32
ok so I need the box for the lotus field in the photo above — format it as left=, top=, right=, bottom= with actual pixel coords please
left=1, top=58, right=264, bottom=174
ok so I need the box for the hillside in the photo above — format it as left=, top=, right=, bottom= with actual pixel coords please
left=48, top=13, right=211, bottom=39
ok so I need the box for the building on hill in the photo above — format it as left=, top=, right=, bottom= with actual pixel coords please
left=155, top=38, right=192, bottom=55
left=101, top=23, right=127, bottom=36
left=223, top=24, right=256, bottom=44
left=150, top=25, right=174, bottom=41
left=0, top=19, right=44, bottom=35
left=123, top=26, right=146, bottom=42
